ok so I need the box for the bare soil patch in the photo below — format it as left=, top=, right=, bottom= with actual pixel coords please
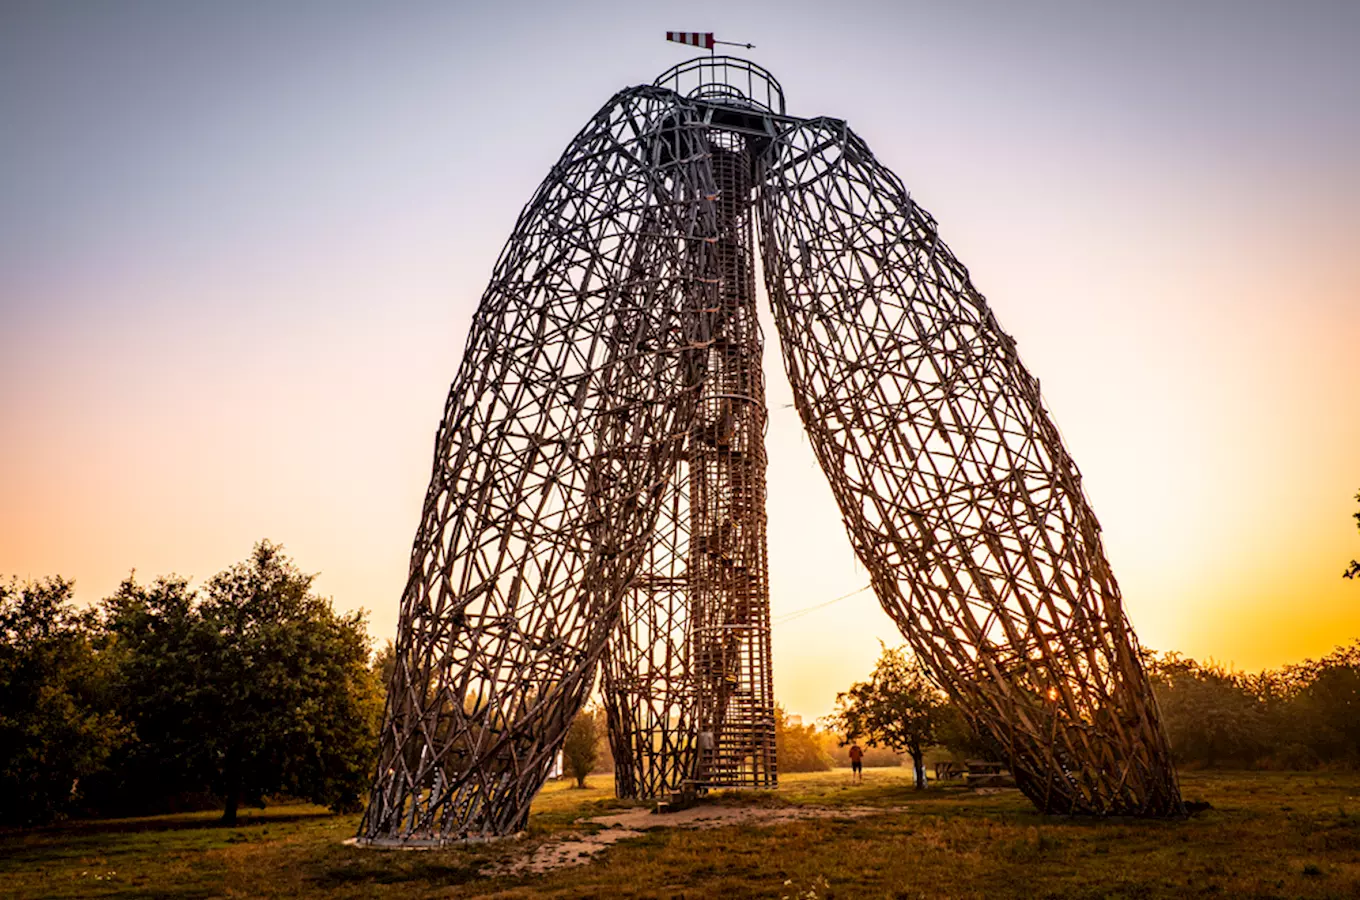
left=483, top=802, right=905, bottom=875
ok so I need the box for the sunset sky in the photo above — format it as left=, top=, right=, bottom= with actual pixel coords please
left=3, top=1, right=1357, bottom=720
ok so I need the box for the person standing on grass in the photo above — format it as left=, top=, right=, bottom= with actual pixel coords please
left=849, top=743, right=864, bottom=783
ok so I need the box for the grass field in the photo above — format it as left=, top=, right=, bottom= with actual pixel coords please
left=3, top=769, right=1359, bottom=898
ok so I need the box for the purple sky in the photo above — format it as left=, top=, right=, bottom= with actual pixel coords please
left=3, top=1, right=1357, bottom=718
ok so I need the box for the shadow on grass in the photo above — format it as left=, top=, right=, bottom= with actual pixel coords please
left=7, top=807, right=337, bottom=839
left=309, top=854, right=485, bottom=891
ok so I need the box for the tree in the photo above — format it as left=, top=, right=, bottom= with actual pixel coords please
left=561, top=706, right=601, bottom=788
left=93, top=574, right=212, bottom=814
left=934, top=702, right=996, bottom=763
left=1280, top=641, right=1360, bottom=765
left=102, top=542, right=383, bottom=824
left=0, top=577, right=127, bottom=824
left=1146, top=652, right=1270, bottom=767
left=1345, top=489, right=1359, bottom=580
left=827, top=644, right=948, bottom=789
left=371, top=639, right=397, bottom=694
left=775, top=704, right=833, bottom=773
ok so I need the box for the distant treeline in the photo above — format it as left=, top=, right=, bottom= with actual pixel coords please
left=776, top=704, right=906, bottom=772
left=1146, top=646, right=1360, bottom=770
left=556, top=701, right=905, bottom=782
left=783, top=645, right=1360, bottom=774
left=5, top=543, right=1359, bottom=827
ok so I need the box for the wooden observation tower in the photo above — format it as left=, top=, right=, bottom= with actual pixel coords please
left=357, top=55, right=1183, bottom=846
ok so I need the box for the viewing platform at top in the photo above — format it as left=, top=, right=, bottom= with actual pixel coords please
left=653, top=57, right=797, bottom=140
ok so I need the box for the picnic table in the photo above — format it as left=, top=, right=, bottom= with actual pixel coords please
left=933, top=760, right=961, bottom=780
left=964, top=759, right=1014, bottom=787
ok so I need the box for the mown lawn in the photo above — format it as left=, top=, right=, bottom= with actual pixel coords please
left=3, top=769, right=1358, bottom=898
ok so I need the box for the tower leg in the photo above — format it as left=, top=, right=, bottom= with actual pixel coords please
left=758, top=118, right=1182, bottom=816
left=601, top=454, right=697, bottom=799
left=359, top=88, right=723, bottom=843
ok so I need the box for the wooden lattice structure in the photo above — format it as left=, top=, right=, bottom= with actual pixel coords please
left=358, top=57, right=1182, bottom=845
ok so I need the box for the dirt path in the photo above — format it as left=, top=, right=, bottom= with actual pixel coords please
left=483, top=804, right=903, bottom=876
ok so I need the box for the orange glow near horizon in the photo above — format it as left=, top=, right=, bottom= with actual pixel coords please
left=2, top=3, right=1357, bottom=722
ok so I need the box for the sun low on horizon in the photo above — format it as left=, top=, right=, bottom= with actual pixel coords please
left=2, top=1, right=1357, bottom=723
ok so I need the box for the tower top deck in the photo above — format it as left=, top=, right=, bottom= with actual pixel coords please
left=653, top=56, right=786, bottom=117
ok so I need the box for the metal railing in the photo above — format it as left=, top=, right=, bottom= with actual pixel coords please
left=653, top=56, right=786, bottom=115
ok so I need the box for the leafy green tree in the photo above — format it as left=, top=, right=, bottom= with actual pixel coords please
left=1345, top=489, right=1359, bottom=580
left=1279, top=642, right=1360, bottom=764
left=102, top=542, right=382, bottom=823
left=0, top=577, right=127, bottom=824
left=1139, top=643, right=1360, bottom=770
left=93, top=574, right=213, bottom=813
left=934, top=702, right=996, bottom=763
left=775, top=704, right=833, bottom=773
left=562, top=706, right=601, bottom=788
left=827, top=645, right=948, bottom=789
left=1146, top=653, right=1269, bottom=767
left=371, top=639, right=397, bottom=694
left=1297, top=665, right=1360, bottom=762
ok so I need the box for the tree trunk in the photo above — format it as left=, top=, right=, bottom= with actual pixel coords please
left=222, top=787, right=239, bottom=825
left=221, top=749, right=241, bottom=825
left=911, top=745, right=926, bottom=790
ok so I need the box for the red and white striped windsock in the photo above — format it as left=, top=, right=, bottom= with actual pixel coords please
left=666, top=31, right=715, bottom=50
